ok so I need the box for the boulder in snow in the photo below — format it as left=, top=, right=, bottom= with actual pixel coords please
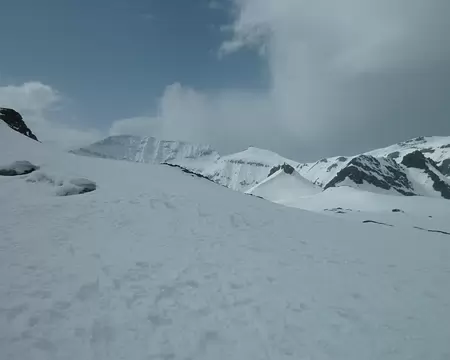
left=25, top=171, right=63, bottom=186
left=55, top=178, right=97, bottom=196
left=0, top=160, right=39, bottom=176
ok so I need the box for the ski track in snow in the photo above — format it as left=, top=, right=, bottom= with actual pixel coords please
left=1, top=122, right=450, bottom=360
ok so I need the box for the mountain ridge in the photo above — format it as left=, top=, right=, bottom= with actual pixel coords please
left=73, top=133, right=450, bottom=200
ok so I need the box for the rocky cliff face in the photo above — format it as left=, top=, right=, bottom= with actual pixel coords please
left=0, top=108, right=38, bottom=141
left=401, top=151, right=450, bottom=200
left=71, top=135, right=219, bottom=164
left=324, top=155, right=416, bottom=196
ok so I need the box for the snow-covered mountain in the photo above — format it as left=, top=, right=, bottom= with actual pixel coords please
left=2, top=118, right=450, bottom=359
left=401, top=151, right=450, bottom=199
left=197, top=147, right=299, bottom=191
left=72, top=135, right=219, bottom=165
left=298, top=136, right=450, bottom=185
left=74, top=134, right=450, bottom=200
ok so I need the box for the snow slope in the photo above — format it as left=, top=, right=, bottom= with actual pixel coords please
left=3, top=121, right=450, bottom=359
left=246, top=169, right=322, bottom=203
left=281, top=186, right=450, bottom=234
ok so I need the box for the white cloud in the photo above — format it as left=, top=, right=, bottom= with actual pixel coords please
left=0, top=82, right=102, bottom=149
left=129, top=0, right=449, bottom=160
left=0, top=82, right=60, bottom=114
left=110, top=83, right=284, bottom=153
left=109, top=116, right=161, bottom=138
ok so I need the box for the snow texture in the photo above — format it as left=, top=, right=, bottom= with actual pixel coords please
left=2, top=121, right=450, bottom=360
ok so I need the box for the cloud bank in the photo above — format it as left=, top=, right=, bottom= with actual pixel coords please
left=4, top=2, right=449, bottom=161
left=114, top=0, right=450, bottom=160
left=0, top=82, right=101, bottom=149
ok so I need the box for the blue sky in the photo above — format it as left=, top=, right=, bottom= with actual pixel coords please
left=0, top=0, right=266, bottom=129
left=1, top=0, right=450, bottom=160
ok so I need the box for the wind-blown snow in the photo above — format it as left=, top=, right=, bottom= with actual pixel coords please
left=2, top=121, right=450, bottom=359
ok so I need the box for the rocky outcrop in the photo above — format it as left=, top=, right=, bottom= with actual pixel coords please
left=0, top=160, right=39, bottom=176
left=325, top=155, right=415, bottom=196
left=401, top=151, right=450, bottom=199
left=0, top=108, right=38, bottom=141
left=268, top=163, right=295, bottom=177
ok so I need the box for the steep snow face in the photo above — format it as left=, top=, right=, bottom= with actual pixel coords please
left=2, top=122, right=450, bottom=359
left=246, top=169, right=321, bottom=203
left=73, top=135, right=219, bottom=165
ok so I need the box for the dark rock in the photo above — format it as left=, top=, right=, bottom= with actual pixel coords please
left=0, top=108, right=38, bottom=141
left=327, top=163, right=338, bottom=172
left=440, top=144, right=450, bottom=149
left=0, top=160, right=39, bottom=176
left=268, top=163, right=295, bottom=177
left=162, top=163, right=215, bottom=183
left=414, top=226, right=450, bottom=236
left=337, top=157, right=347, bottom=162
left=363, top=220, right=394, bottom=227
left=401, top=151, right=428, bottom=170
left=228, top=159, right=268, bottom=167
left=392, top=209, right=404, bottom=213
left=387, top=151, right=400, bottom=159
left=325, top=155, right=415, bottom=196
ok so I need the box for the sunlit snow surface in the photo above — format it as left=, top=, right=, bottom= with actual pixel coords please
left=1, top=122, right=450, bottom=360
